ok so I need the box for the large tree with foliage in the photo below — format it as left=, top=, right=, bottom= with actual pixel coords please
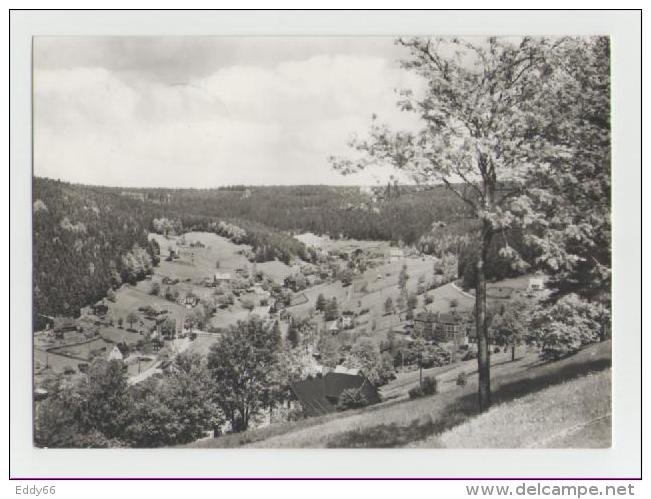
left=490, top=298, right=535, bottom=361
left=331, top=36, right=607, bottom=411
left=206, top=317, right=282, bottom=432
left=127, top=352, right=221, bottom=447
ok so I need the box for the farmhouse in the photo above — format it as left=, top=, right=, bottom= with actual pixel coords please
left=107, top=346, right=124, bottom=361
left=289, top=371, right=381, bottom=417
left=52, top=317, right=79, bottom=338
left=528, top=277, right=545, bottom=292
left=213, top=272, right=232, bottom=284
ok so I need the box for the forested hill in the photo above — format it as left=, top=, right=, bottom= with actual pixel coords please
left=32, top=179, right=161, bottom=328
left=33, top=178, right=518, bottom=328
left=114, top=183, right=471, bottom=244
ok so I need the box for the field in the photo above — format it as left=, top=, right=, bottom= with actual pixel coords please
left=187, top=341, right=611, bottom=448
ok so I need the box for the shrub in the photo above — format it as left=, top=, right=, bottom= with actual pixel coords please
left=462, top=349, right=478, bottom=361
left=421, top=376, right=438, bottom=395
left=493, top=345, right=502, bottom=354
left=63, top=366, right=76, bottom=375
left=408, top=386, right=424, bottom=399
left=456, top=372, right=467, bottom=386
left=336, top=388, right=368, bottom=411
left=409, top=377, right=438, bottom=399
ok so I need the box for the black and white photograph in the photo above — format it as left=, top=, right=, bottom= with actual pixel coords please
left=29, top=31, right=615, bottom=451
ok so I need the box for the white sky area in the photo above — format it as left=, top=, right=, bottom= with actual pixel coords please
left=33, top=37, right=427, bottom=188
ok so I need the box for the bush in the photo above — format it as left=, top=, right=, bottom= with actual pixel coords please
left=462, top=349, right=478, bottom=361
left=408, top=386, right=424, bottom=399
left=421, top=376, right=438, bottom=395
left=493, top=345, right=502, bottom=354
left=336, top=388, right=368, bottom=410
left=63, top=366, right=76, bottom=375
left=409, top=377, right=438, bottom=399
left=456, top=372, right=467, bottom=386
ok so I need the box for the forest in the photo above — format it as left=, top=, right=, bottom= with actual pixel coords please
left=33, top=178, right=534, bottom=328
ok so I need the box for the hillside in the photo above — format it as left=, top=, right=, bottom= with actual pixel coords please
left=187, top=341, right=611, bottom=448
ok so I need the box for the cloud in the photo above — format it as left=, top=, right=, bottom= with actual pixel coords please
left=34, top=48, right=425, bottom=187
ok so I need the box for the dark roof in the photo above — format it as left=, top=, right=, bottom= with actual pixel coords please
left=53, top=317, right=78, bottom=331
left=414, top=312, right=466, bottom=325
left=438, top=312, right=465, bottom=324
left=290, top=372, right=381, bottom=417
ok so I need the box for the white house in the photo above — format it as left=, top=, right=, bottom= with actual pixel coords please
left=388, top=247, right=405, bottom=262
left=214, top=272, right=232, bottom=284
left=527, top=277, right=545, bottom=292
left=107, top=346, right=124, bottom=361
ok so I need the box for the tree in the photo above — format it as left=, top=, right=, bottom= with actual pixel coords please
left=398, top=264, right=410, bottom=292
left=287, top=322, right=300, bottom=349
left=77, top=358, right=132, bottom=440
left=187, top=305, right=208, bottom=331
left=344, top=337, right=395, bottom=386
left=126, top=311, right=139, bottom=330
left=524, top=38, right=611, bottom=302
left=206, top=317, right=282, bottom=432
left=117, top=317, right=124, bottom=329
left=340, top=268, right=354, bottom=287
left=324, top=297, right=339, bottom=321
left=330, top=36, right=587, bottom=411
left=529, top=293, right=604, bottom=360
left=160, top=317, right=176, bottom=338
left=150, top=282, right=161, bottom=296
left=407, top=293, right=418, bottom=310
left=490, top=298, right=534, bottom=361
left=336, top=388, right=368, bottom=411
left=127, top=352, right=221, bottom=447
left=384, top=296, right=394, bottom=315
left=240, top=297, right=256, bottom=313
left=317, top=334, right=341, bottom=368
left=315, top=293, right=327, bottom=312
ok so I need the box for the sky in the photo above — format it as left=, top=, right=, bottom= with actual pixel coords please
left=33, top=37, right=426, bottom=188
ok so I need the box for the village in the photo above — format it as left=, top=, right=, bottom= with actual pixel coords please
left=34, top=226, right=549, bottom=431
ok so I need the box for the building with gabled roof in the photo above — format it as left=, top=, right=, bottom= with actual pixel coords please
left=289, top=371, right=380, bottom=417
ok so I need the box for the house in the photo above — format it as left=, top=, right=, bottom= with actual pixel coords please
left=435, top=312, right=468, bottom=344
left=333, top=365, right=362, bottom=376
left=528, top=277, right=545, bottom=292
left=289, top=371, right=381, bottom=417
left=340, top=311, right=355, bottom=329
left=414, top=311, right=467, bottom=343
left=251, top=305, right=271, bottom=319
left=181, top=295, right=200, bottom=308
left=52, top=318, right=79, bottom=339
left=213, top=272, right=232, bottom=284
left=107, top=346, right=124, bottom=361
left=326, top=321, right=340, bottom=335
left=92, top=302, right=109, bottom=317
left=388, top=247, right=405, bottom=262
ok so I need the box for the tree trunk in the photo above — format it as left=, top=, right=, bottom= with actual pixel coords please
left=511, top=344, right=516, bottom=362
left=475, top=225, right=491, bottom=412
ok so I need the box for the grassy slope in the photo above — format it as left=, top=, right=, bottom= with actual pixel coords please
left=421, top=369, right=611, bottom=448
left=187, top=341, right=611, bottom=449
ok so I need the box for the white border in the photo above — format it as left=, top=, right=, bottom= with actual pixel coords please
left=9, top=9, right=641, bottom=478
